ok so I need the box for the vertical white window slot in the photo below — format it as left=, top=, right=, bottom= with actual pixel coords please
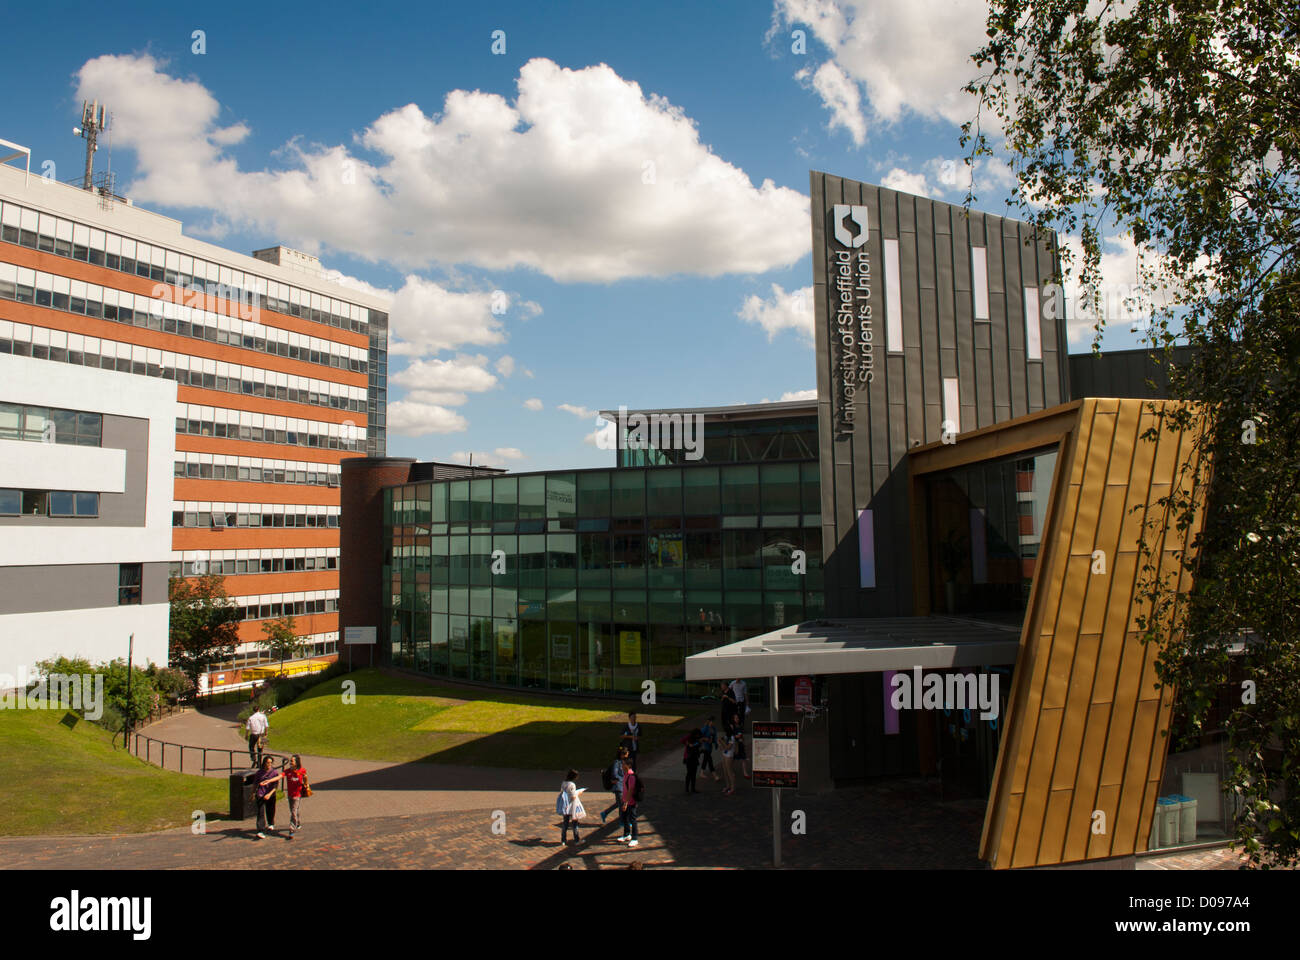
left=884, top=237, right=903, bottom=352
left=971, top=246, right=989, bottom=320
left=943, top=377, right=960, bottom=435
left=1024, top=286, right=1042, bottom=360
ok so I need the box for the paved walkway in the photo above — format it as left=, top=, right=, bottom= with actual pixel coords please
left=134, top=703, right=559, bottom=820
left=3, top=704, right=1269, bottom=870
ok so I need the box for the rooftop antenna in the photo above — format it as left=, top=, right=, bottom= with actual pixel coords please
left=73, top=100, right=108, bottom=191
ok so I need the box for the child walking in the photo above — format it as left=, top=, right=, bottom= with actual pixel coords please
left=556, top=769, right=586, bottom=845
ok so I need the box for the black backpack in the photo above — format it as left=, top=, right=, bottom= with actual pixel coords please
left=601, top=763, right=616, bottom=791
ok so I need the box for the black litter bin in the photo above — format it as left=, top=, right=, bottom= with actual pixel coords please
left=230, top=768, right=258, bottom=820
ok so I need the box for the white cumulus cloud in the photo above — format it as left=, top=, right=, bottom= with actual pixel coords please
left=774, top=0, right=988, bottom=141
left=523, top=398, right=543, bottom=411
left=77, top=54, right=809, bottom=283
left=738, top=284, right=814, bottom=342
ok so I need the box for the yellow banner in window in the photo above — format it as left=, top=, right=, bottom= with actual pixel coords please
left=619, top=630, right=642, bottom=666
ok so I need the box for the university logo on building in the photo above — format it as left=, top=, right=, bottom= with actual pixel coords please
left=831, top=204, right=869, bottom=248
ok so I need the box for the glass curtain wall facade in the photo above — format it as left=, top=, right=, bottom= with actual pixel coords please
left=383, top=462, right=822, bottom=697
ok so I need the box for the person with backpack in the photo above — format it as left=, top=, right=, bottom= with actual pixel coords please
left=556, top=768, right=587, bottom=845
left=601, top=747, right=628, bottom=823
left=699, top=716, right=719, bottom=782
left=618, top=758, right=642, bottom=847
left=681, top=728, right=702, bottom=794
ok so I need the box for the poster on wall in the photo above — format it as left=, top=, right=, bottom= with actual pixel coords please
left=619, top=630, right=642, bottom=665
left=451, top=625, right=467, bottom=651
left=496, top=626, right=515, bottom=659
left=551, top=634, right=572, bottom=659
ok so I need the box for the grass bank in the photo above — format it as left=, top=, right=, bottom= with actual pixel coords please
left=264, top=668, right=697, bottom=769
left=0, top=708, right=228, bottom=836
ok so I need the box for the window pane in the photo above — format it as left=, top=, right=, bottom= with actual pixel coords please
left=75, top=492, right=99, bottom=516
left=683, top=467, right=719, bottom=515
left=0, top=489, right=19, bottom=514
left=22, top=490, right=46, bottom=515
left=48, top=491, right=76, bottom=515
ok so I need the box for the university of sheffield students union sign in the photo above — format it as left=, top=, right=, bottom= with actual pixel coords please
left=828, top=203, right=875, bottom=436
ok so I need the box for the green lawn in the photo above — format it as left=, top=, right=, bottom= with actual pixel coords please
left=265, top=669, right=698, bottom=769
left=0, top=708, right=228, bottom=836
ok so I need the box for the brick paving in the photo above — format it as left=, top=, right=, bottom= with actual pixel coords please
left=5, top=703, right=1271, bottom=871
left=0, top=775, right=988, bottom=870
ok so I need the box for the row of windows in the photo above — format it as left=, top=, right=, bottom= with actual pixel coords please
left=172, top=506, right=340, bottom=528
left=169, top=553, right=339, bottom=577
left=385, top=615, right=779, bottom=697
left=0, top=488, right=99, bottom=517
left=1, top=199, right=376, bottom=333
left=0, top=320, right=366, bottom=417
left=387, top=462, right=823, bottom=528
left=176, top=408, right=364, bottom=452
left=0, top=262, right=369, bottom=374
left=388, top=585, right=825, bottom=626
left=174, top=453, right=341, bottom=487
left=0, top=401, right=101, bottom=446
left=389, top=530, right=824, bottom=590
left=230, top=595, right=339, bottom=622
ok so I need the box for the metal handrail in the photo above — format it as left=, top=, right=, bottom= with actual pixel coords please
left=124, top=728, right=289, bottom=775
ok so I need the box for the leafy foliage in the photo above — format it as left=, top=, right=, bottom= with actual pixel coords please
left=260, top=615, right=304, bottom=672
left=966, top=0, right=1299, bottom=866
left=168, top=574, right=241, bottom=687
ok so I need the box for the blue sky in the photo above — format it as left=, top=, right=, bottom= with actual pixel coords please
left=3, top=0, right=1153, bottom=470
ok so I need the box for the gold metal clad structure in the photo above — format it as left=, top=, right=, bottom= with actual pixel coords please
left=910, top=397, right=1207, bottom=868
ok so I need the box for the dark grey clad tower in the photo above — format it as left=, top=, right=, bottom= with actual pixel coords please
left=809, top=171, right=1070, bottom=617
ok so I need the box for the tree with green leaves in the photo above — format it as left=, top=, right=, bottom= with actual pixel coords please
left=168, top=574, right=242, bottom=689
left=261, top=615, right=304, bottom=676
left=965, top=0, right=1299, bottom=867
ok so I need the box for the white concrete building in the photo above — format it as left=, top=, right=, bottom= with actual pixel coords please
left=0, top=353, right=175, bottom=681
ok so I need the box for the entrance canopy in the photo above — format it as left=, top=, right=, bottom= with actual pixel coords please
left=684, top=616, right=1021, bottom=682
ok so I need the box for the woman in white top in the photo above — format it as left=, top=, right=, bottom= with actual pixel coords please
left=556, top=768, right=587, bottom=845
left=719, top=733, right=737, bottom=795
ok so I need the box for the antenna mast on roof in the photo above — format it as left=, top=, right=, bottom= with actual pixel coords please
left=73, top=100, right=109, bottom=191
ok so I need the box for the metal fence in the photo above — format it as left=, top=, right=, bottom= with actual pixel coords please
left=124, top=728, right=289, bottom=776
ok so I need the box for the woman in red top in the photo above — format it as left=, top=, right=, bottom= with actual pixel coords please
left=282, top=754, right=309, bottom=838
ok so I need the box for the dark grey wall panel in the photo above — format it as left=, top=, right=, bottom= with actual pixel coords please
left=810, top=171, right=1068, bottom=617
left=0, top=560, right=166, bottom=613
left=0, top=414, right=149, bottom=528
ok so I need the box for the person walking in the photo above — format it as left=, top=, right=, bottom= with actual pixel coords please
left=681, top=728, right=702, bottom=794
left=253, top=756, right=282, bottom=839
left=246, top=706, right=269, bottom=765
left=282, top=754, right=310, bottom=838
left=699, top=716, right=719, bottom=781
left=719, top=682, right=737, bottom=732
left=620, top=712, right=642, bottom=771
left=729, top=678, right=748, bottom=725
left=719, top=728, right=737, bottom=795
left=601, top=747, right=628, bottom=823
left=734, top=727, right=750, bottom=779
left=618, top=758, right=641, bottom=848
left=556, top=769, right=586, bottom=845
